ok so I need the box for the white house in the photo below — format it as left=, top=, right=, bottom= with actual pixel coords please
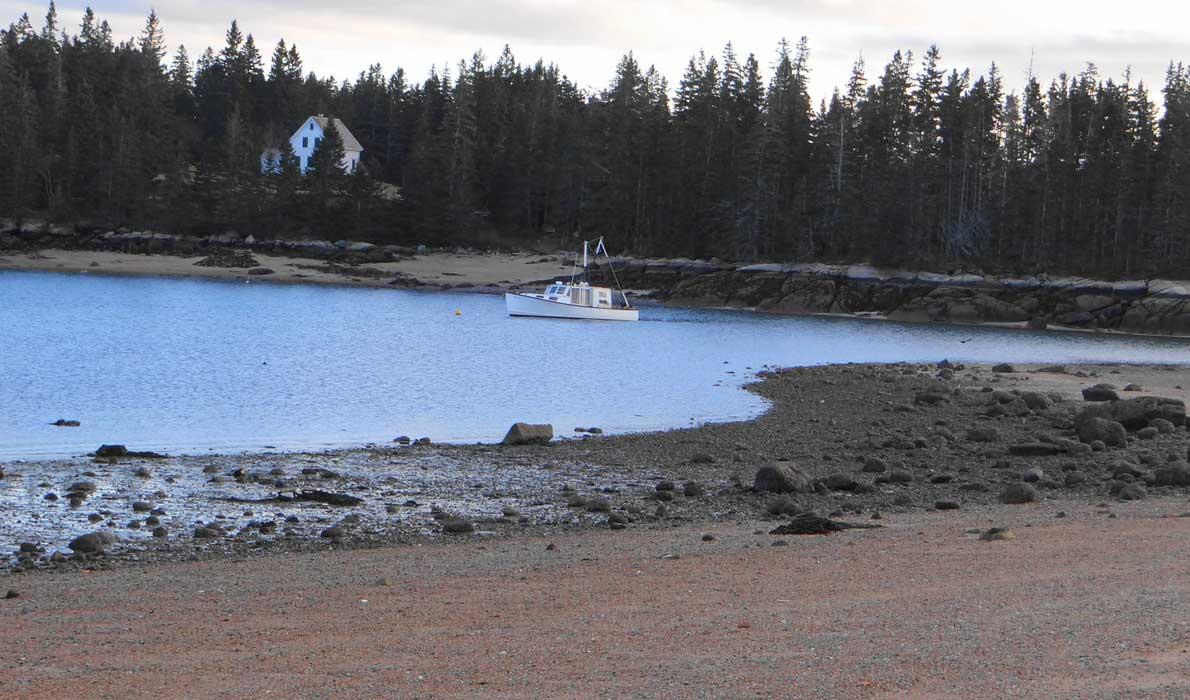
left=260, top=116, right=363, bottom=175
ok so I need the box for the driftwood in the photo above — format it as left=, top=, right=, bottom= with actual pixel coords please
left=214, top=490, right=364, bottom=507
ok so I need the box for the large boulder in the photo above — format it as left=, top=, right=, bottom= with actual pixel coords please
left=501, top=423, right=554, bottom=446
left=68, top=531, right=117, bottom=554
left=1076, top=417, right=1128, bottom=447
left=753, top=462, right=811, bottom=494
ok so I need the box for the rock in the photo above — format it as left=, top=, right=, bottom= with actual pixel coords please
left=246, top=267, right=275, bottom=276
left=68, top=531, right=117, bottom=554
left=1137, top=426, right=1160, bottom=440
left=68, top=481, right=98, bottom=493
left=1020, top=392, right=1053, bottom=411
left=1000, top=483, right=1040, bottom=504
left=1118, top=484, right=1148, bottom=501
left=990, top=390, right=1017, bottom=404
left=1123, top=383, right=1143, bottom=392
left=935, top=500, right=960, bottom=511
left=131, top=501, right=153, bottom=512
left=1152, top=461, right=1190, bottom=487
left=193, top=526, right=224, bottom=539
left=320, top=526, right=345, bottom=539
left=655, top=480, right=676, bottom=492
left=766, top=496, right=803, bottom=516
left=1150, top=418, right=1176, bottom=434
left=992, top=363, right=1015, bottom=373
left=1082, top=384, right=1120, bottom=402
left=689, top=451, right=715, bottom=464
left=585, top=499, right=612, bottom=513
left=888, top=470, right=914, bottom=484
left=4, top=589, right=19, bottom=599
left=151, top=526, right=168, bottom=538
left=52, top=419, right=80, bottom=427
left=979, top=528, right=1016, bottom=541
left=966, top=427, right=1000, bottom=443
left=1027, top=317, right=1048, bottom=330
left=94, top=444, right=128, bottom=458
left=819, top=474, right=860, bottom=492
left=441, top=518, right=474, bottom=534
left=1009, top=443, right=1064, bottom=457
left=133, top=466, right=152, bottom=478
left=683, top=482, right=705, bottom=497
left=1077, top=417, right=1128, bottom=447
left=915, top=391, right=950, bottom=406
left=701, top=534, right=715, bottom=542
left=1110, top=460, right=1144, bottom=477
left=1021, top=468, right=1044, bottom=482
left=1077, top=396, right=1187, bottom=430
left=1064, top=471, right=1088, bottom=487
left=501, top=423, right=553, bottom=446
left=753, top=462, right=811, bottom=494
left=861, top=457, right=888, bottom=473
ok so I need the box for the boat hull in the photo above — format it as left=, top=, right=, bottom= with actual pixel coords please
left=505, top=293, right=639, bottom=321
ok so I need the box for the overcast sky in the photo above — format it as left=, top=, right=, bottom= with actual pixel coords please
left=6, top=1, right=1189, bottom=101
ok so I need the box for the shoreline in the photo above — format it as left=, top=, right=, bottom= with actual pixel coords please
left=4, top=361, right=1189, bottom=697
left=3, top=361, right=1188, bottom=575
left=5, top=248, right=1190, bottom=340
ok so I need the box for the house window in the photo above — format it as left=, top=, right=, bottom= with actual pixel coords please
left=309, top=123, right=314, bottom=130
left=302, top=137, right=308, bottom=148
left=315, top=137, right=321, bottom=148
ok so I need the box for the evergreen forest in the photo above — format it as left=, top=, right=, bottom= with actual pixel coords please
left=3, top=3, right=1190, bottom=276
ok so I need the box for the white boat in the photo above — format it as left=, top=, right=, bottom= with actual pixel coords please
left=505, top=238, right=639, bottom=321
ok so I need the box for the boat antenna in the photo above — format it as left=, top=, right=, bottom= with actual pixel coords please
left=568, top=236, right=580, bottom=285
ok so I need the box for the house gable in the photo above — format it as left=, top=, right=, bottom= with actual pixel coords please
left=261, top=116, right=363, bottom=175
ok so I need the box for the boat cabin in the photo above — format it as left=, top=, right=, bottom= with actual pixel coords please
left=543, top=282, right=619, bottom=308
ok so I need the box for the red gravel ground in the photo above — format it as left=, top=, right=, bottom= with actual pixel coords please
left=4, top=500, right=1189, bottom=699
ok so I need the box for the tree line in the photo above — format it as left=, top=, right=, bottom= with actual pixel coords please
left=2, top=3, right=1189, bottom=277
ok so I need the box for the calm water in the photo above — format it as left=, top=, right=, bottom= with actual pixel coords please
left=2, top=270, right=1189, bottom=459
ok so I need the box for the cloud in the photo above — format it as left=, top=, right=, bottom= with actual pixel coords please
left=4, top=0, right=1187, bottom=99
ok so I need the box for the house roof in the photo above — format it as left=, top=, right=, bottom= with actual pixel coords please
left=304, top=116, right=364, bottom=152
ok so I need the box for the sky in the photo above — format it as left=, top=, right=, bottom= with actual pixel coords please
left=5, top=1, right=1189, bottom=102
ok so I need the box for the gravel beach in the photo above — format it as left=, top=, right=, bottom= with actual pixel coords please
left=3, top=361, right=1190, bottom=697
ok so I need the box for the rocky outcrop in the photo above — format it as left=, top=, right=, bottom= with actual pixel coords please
left=587, top=258, right=1190, bottom=336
